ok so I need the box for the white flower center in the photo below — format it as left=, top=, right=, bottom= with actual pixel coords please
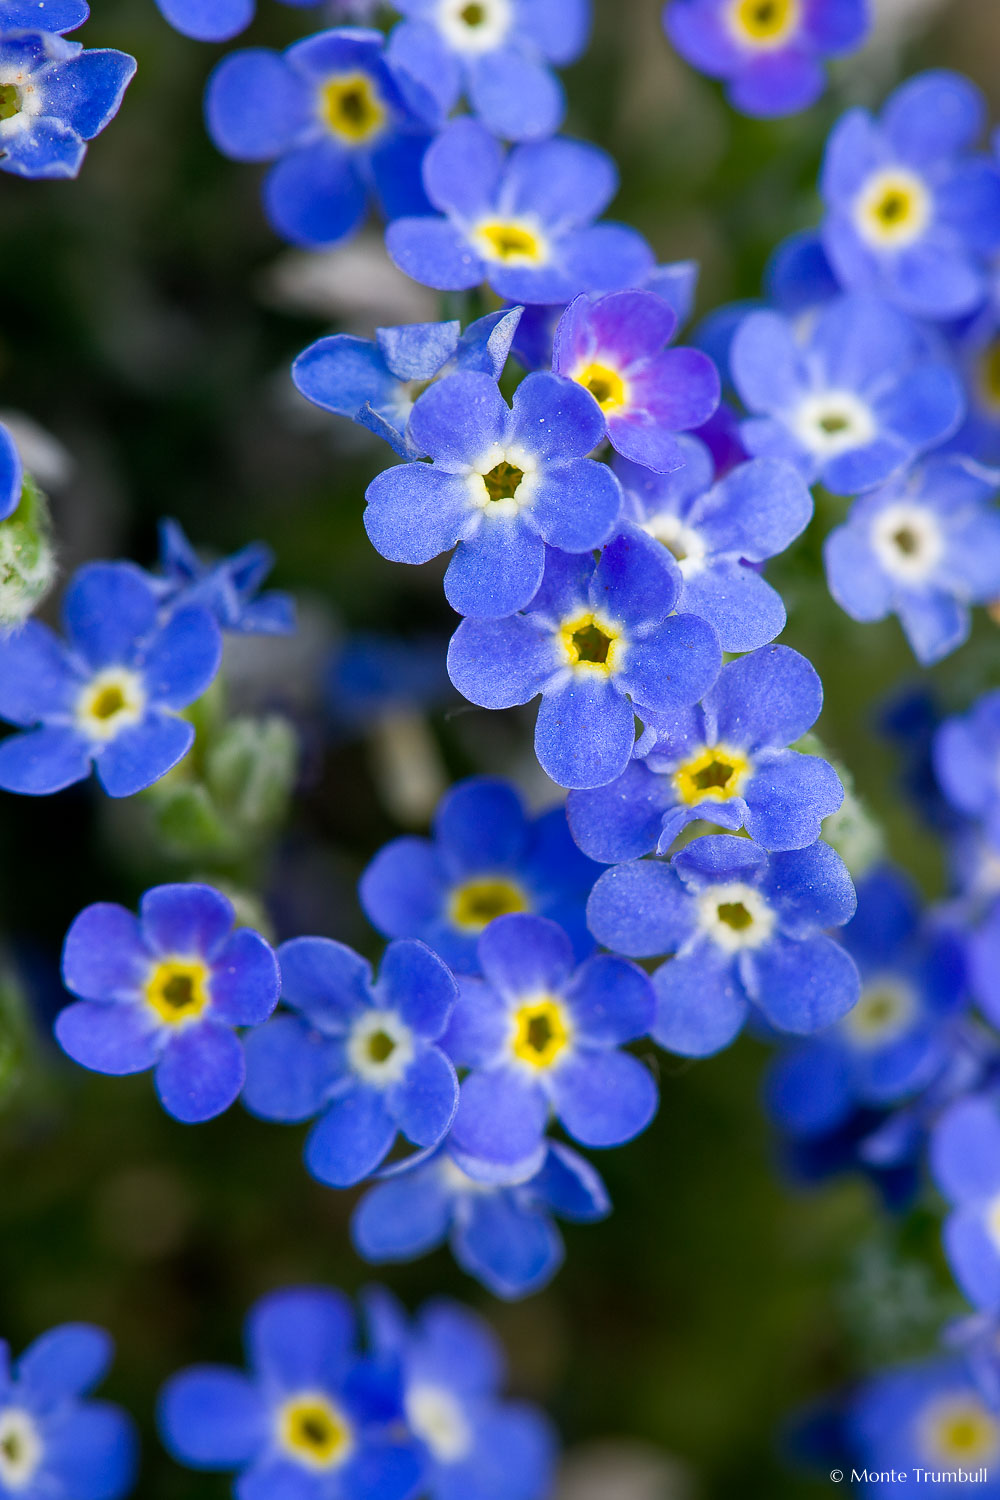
left=437, top=0, right=513, bottom=54
left=920, top=1393, right=1000, bottom=1467
left=75, top=667, right=146, bottom=743
left=696, top=880, right=775, bottom=953
left=871, top=502, right=944, bottom=583
left=792, top=390, right=876, bottom=460
left=346, top=1009, right=415, bottom=1086
left=642, top=513, right=707, bottom=574
left=406, top=1383, right=473, bottom=1464
left=0, top=1409, right=42, bottom=1491
left=854, top=167, right=932, bottom=250
left=0, top=66, right=44, bottom=139
left=465, top=444, right=538, bottom=519
left=841, top=975, right=916, bottom=1048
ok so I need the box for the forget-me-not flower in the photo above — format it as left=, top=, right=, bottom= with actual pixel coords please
left=0, top=31, right=135, bottom=179
left=151, top=520, right=295, bottom=636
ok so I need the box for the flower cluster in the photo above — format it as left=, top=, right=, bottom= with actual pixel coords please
left=159, top=1284, right=555, bottom=1500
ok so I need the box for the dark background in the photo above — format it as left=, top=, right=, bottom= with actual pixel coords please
left=0, top=1, right=996, bottom=1494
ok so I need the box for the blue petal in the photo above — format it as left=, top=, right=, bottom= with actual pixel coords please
left=454, top=1193, right=563, bottom=1299
left=245, top=1285, right=355, bottom=1389
left=386, top=216, right=485, bottom=291
left=55, top=1000, right=162, bottom=1075
left=0, top=620, right=77, bottom=727
left=761, top=841, right=858, bottom=935
left=277, top=936, right=372, bottom=1030
left=586, top=859, right=694, bottom=958
left=743, top=934, right=861, bottom=1034
left=62, top=562, right=158, bottom=670
left=529, top=460, right=622, bottom=553
left=764, top=1043, right=853, bottom=1138
left=567, top=760, right=672, bottom=863
left=451, top=1068, right=548, bottom=1168
left=293, top=335, right=395, bottom=419
left=158, top=1367, right=266, bottom=1467
left=264, top=144, right=366, bottom=250
left=377, top=320, right=459, bottom=381
left=352, top=1166, right=452, bottom=1262
left=62, top=901, right=148, bottom=1000
left=730, top=310, right=805, bottom=415
left=551, top=1048, right=657, bottom=1147
left=535, top=674, right=636, bottom=790
left=505, top=136, right=617, bottom=227
left=360, top=837, right=445, bottom=940
left=445, top=515, right=545, bottom=619
left=744, top=750, right=843, bottom=850
left=478, top=912, right=574, bottom=998
left=43, top=1401, right=138, bottom=1500
left=944, top=1210, right=1000, bottom=1313
left=142, top=607, right=222, bottom=708
left=156, top=0, right=253, bottom=40
left=376, top=939, right=456, bottom=1038
left=436, top=775, right=528, bottom=870
left=696, top=457, right=813, bottom=560
left=208, top=929, right=279, bottom=1027
left=304, top=1085, right=397, bottom=1186
left=17, top=1324, right=112, bottom=1401
left=679, top=563, right=785, bottom=654
left=408, top=369, right=509, bottom=466
left=95, top=714, right=194, bottom=798
left=651, top=948, right=748, bottom=1057
left=0, top=0, right=89, bottom=31
left=534, top=1141, right=610, bottom=1220
left=422, top=117, right=504, bottom=218
left=448, top=615, right=555, bottom=710
left=441, top=977, right=509, bottom=1067
left=154, top=1022, right=245, bottom=1123
left=242, top=1014, right=335, bottom=1123
left=140, top=882, right=234, bottom=960
left=0, top=422, right=22, bottom=521
left=0, top=116, right=85, bottom=180
left=42, top=48, right=136, bottom=140
left=706, top=643, right=823, bottom=749
left=365, top=464, right=474, bottom=566
left=387, top=1044, right=458, bottom=1147
left=385, top=19, right=460, bottom=124
left=930, top=1097, right=1000, bottom=1204
left=883, top=69, right=985, bottom=164
left=565, top=954, right=654, bottom=1044
left=467, top=46, right=564, bottom=142
left=618, top=612, right=722, bottom=718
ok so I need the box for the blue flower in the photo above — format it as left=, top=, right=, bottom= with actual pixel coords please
left=386, top=117, right=653, bottom=301
left=154, top=0, right=319, bottom=42
left=0, top=561, right=223, bottom=798
left=968, top=900, right=1000, bottom=1036
left=205, top=28, right=437, bottom=250
left=823, top=457, right=1000, bottom=666
left=55, top=883, right=280, bottom=1124
left=848, top=1358, right=1000, bottom=1484
left=665, top=0, right=869, bottom=118
left=243, top=937, right=459, bottom=1188
left=352, top=1137, right=609, bottom=1299
left=587, top=833, right=859, bottom=1057
left=364, top=370, right=622, bottom=618
left=387, top=0, right=591, bottom=142
left=0, top=1323, right=136, bottom=1500
left=366, top=1291, right=557, bottom=1500
left=0, top=419, right=23, bottom=523
left=765, top=229, right=840, bottom=318
left=766, top=867, right=967, bottom=1140
left=0, top=32, right=135, bottom=180
left=551, top=289, right=720, bottom=473
left=943, top=307, right=1000, bottom=466
left=567, top=645, right=843, bottom=861
left=151, top=519, right=295, bottom=636
left=0, top=0, right=89, bottom=31
left=932, top=1094, right=1000, bottom=1313
left=614, top=438, right=813, bottom=650
left=820, top=70, right=1000, bottom=320
left=935, top=691, right=1000, bottom=848
left=448, top=531, right=722, bottom=790
left=443, top=913, right=657, bottom=1172
left=159, top=1286, right=421, bottom=1500
left=293, top=307, right=522, bottom=457
left=731, top=294, right=965, bottom=494
left=360, top=775, right=598, bottom=974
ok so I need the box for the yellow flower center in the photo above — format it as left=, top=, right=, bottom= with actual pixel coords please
left=511, top=996, right=570, bottom=1068
left=448, top=876, right=529, bottom=934
left=474, top=220, right=547, bottom=266
left=922, top=1395, right=1000, bottom=1466
left=75, top=668, right=146, bottom=742
left=728, top=0, right=799, bottom=45
left=144, top=958, right=210, bottom=1026
left=460, top=0, right=486, bottom=22
left=278, top=1394, right=354, bottom=1471
left=978, top=338, right=1000, bottom=414
left=559, top=612, right=624, bottom=675
left=481, top=460, right=524, bottom=501
left=575, top=361, right=627, bottom=412
left=855, top=169, right=931, bottom=248
left=320, top=71, right=386, bottom=145
left=673, top=745, right=750, bottom=807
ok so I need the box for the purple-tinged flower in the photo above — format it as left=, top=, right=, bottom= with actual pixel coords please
left=665, top=0, right=869, bottom=118
left=151, top=520, right=295, bottom=635
left=550, top=289, right=720, bottom=473
left=386, top=118, right=653, bottom=302
left=447, top=531, right=722, bottom=790
left=55, top=883, right=280, bottom=1123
